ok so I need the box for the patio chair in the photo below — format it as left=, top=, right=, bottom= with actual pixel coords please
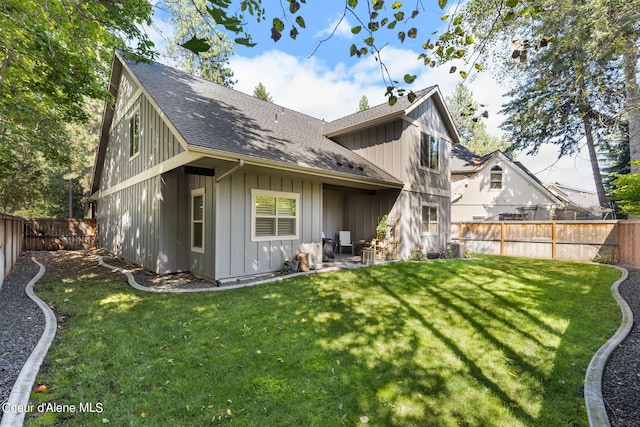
left=338, top=231, right=354, bottom=255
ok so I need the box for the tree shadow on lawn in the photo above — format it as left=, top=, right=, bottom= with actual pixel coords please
left=28, top=253, right=620, bottom=426
left=388, top=257, right=621, bottom=426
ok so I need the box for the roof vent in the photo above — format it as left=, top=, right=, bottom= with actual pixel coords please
left=275, top=113, right=278, bottom=123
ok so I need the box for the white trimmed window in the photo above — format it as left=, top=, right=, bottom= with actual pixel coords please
left=191, top=188, right=205, bottom=252
left=420, top=132, right=439, bottom=170
left=129, top=108, right=140, bottom=158
left=421, top=205, right=438, bottom=235
left=252, top=189, right=299, bottom=241
left=490, top=166, right=503, bottom=189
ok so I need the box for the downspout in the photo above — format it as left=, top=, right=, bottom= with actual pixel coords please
left=215, top=159, right=244, bottom=182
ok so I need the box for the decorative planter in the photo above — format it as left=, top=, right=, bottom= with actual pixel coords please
left=361, top=248, right=375, bottom=265
left=289, top=261, right=300, bottom=273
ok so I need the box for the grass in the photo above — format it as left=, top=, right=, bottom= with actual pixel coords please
left=25, top=254, right=621, bottom=426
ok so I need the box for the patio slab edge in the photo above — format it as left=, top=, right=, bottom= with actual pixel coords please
left=96, top=256, right=377, bottom=292
left=0, top=257, right=56, bottom=427
left=584, top=264, right=631, bottom=427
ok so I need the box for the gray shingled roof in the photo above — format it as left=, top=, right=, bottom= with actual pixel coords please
left=450, top=144, right=493, bottom=173
left=451, top=144, right=554, bottom=193
left=122, top=56, right=402, bottom=186
left=324, top=87, right=436, bottom=136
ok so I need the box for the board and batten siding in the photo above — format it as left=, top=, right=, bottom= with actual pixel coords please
left=330, top=97, right=453, bottom=256
left=97, top=176, right=163, bottom=271
left=96, top=67, right=191, bottom=274
left=215, top=170, right=322, bottom=281
left=451, top=156, right=557, bottom=222
left=100, top=69, right=184, bottom=192
left=186, top=174, right=216, bottom=280
left=322, top=190, right=345, bottom=241
left=322, top=190, right=400, bottom=246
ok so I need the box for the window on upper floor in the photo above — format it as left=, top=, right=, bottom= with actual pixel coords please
left=251, top=189, right=299, bottom=241
left=420, top=132, right=439, bottom=170
left=129, top=108, right=140, bottom=158
left=490, top=166, right=502, bottom=189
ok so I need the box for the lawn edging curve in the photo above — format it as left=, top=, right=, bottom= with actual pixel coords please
left=584, top=265, right=631, bottom=427
left=0, top=257, right=56, bottom=427
left=95, top=256, right=343, bottom=293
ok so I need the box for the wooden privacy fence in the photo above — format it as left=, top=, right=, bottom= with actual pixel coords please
left=1, top=214, right=24, bottom=290
left=451, top=221, right=637, bottom=265
left=23, top=219, right=97, bottom=251
left=618, top=221, right=640, bottom=267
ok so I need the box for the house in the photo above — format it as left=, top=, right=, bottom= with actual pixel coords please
left=90, top=51, right=460, bottom=282
left=546, top=183, right=613, bottom=219
left=451, top=145, right=561, bottom=221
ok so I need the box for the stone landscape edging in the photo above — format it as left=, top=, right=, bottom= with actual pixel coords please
left=0, top=258, right=56, bottom=427
left=96, top=256, right=346, bottom=292
left=584, top=264, right=631, bottom=427
left=2, top=255, right=626, bottom=427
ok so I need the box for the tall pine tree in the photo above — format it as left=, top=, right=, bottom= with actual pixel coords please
left=445, top=83, right=508, bottom=156
left=253, top=82, right=273, bottom=102
left=164, top=0, right=235, bottom=86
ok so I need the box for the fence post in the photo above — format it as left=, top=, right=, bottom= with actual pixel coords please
left=500, top=222, right=505, bottom=256
left=552, top=221, right=557, bottom=260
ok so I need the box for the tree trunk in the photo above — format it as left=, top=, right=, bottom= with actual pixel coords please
left=583, top=114, right=608, bottom=212
left=624, top=40, right=640, bottom=173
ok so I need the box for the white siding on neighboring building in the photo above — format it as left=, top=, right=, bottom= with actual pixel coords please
left=451, top=156, right=559, bottom=222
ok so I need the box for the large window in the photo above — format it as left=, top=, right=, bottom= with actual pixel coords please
left=420, top=133, right=439, bottom=170
left=490, top=166, right=503, bottom=189
left=191, top=188, right=205, bottom=252
left=129, top=108, right=140, bottom=158
left=422, top=205, right=438, bottom=235
left=252, top=189, right=299, bottom=241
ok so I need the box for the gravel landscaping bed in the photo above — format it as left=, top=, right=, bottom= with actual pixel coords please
left=0, top=253, right=44, bottom=407
left=1, top=252, right=639, bottom=425
left=602, top=266, right=640, bottom=427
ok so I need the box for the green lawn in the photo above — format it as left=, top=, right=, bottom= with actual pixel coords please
left=27, top=254, right=621, bottom=426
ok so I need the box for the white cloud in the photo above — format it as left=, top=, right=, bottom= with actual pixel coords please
left=144, top=11, right=176, bottom=55
left=314, top=14, right=355, bottom=40
left=230, top=50, right=389, bottom=120
left=516, top=144, right=596, bottom=191
left=227, top=48, right=599, bottom=191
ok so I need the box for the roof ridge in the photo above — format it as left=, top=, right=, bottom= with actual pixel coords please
left=327, top=86, right=434, bottom=124
left=115, top=53, right=403, bottom=187
left=124, top=55, right=330, bottom=125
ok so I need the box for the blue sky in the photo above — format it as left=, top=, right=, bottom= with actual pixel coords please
left=145, top=1, right=597, bottom=191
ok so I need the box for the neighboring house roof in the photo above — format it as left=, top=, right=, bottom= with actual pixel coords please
left=325, top=86, right=461, bottom=144
left=451, top=144, right=561, bottom=202
left=450, top=144, right=493, bottom=174
left=92, top=52, right=408, bottom=194
left=546, top=183, right=601, bottom=208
